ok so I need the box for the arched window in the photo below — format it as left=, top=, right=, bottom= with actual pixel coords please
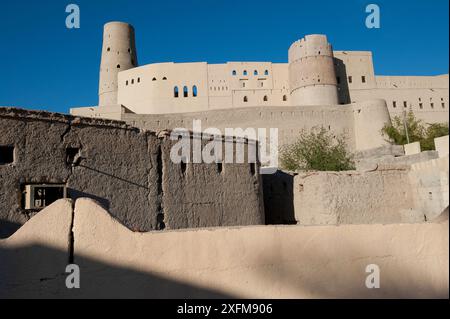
left=263, top=95, right=268, bottom=102
left=131, top=79, right=134, bottom=84
left=174, top=86, right=179, bottom=98
left=232, top=70, right=237, bottom=76
left=243, top=70, right=248, bottom=76
left=264, top=70, right=269, bottom=76
left=243, top=96, right=248, bottom=102
left=162, top=77, right=167, bottom=80
left=152, top=77, right=157, bottom=81
left=107, top=47, right=111, bottom=52
left=117, top=64, right=121, bottom=69
left=192, top=85, right=198, bottom=97
left=283, top=95, right=287, bottom=101
left=126, top=80, right=129, bottom=86
left=137, top=77, right=140, bottom=83
left=183, top=86, right=188, bottom=97
left=242, top=82, right=246, bottom=88
left=254, top=70, right=258, bottom=76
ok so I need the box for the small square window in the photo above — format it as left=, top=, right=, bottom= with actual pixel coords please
left=419, top=103, right=423, bottom=109
left=66, top=148, right=80, bottom=166
left=22, top=184, right=67, bottom=210
left=403, top=101, right=407, bottom=108
left=348, top=76, right=353, bottom=83
left=393, top=101, right=397, bottom=108
left=0, top=145, right=14, bottom=165
left=431, top=103, right=434, bottom=109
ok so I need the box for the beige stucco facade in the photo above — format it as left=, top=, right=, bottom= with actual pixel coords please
left=69, top=22, right=448, bottom=155
left=71, top=23, right=448, bottom=124
left=1, top=198, right=448, bottom=298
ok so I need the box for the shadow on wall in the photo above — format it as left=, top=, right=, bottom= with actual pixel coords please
left=334, top=58, right=351, bottom=105
left=254, top=244, right=448, bottom=299
left=262, top=171, right=296, bottom=225
left=67, top=189, right=110, bottom=211
left=0, top=243, right=235, bottom=299
left=0, top=219, right=21, bottom=240
left=253, top=209, right=449, bottom=299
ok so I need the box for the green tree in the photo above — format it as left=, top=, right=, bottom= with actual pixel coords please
left=279, top=127, right=355, bottom=171
left=421, top=123, right=449, bottom=151
left=381, top=111, right=448, bottom=150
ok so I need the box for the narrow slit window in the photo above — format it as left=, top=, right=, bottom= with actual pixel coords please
left=183, top=86, right=188, bottom=97
left=217, top=162, right=223, bottom=174
left=181, top=158, right=187, bottom=175
left=192, top=85, right=198, bottom=97
left=174, top=86, right=179, bottom=98
left=250, top=163, right=256, bottom=176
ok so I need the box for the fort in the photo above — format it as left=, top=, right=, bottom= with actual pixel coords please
left=0, top=21, right=448, bottom=298
left=70, top=22, right=449, bottom=153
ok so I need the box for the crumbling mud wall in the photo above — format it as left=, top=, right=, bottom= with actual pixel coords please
left=293, top=165, right=424, bottom=225
left=0, top=107, right=264, bottom=238
left=408, top=156, right=449, bottom=221
left=1, top=198, right=448, bottom=298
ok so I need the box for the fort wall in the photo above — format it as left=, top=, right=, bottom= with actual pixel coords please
left=122, top=101, right=391, bottom=152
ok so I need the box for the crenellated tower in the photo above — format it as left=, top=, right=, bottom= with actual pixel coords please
left=98, top=22, right=138, bottom=106
left=288, top=34, right=339, bottom=106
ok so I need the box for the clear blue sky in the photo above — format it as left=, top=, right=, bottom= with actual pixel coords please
left=0, top=0, right=448, bottom=114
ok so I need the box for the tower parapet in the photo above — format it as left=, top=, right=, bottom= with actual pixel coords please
left=98, top=22, right=138, bottom=106
left=288, top=34, right=339, bottom=106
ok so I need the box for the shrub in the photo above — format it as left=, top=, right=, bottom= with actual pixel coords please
left=279, top=127, right=355, bottom=171
left=381, top=111, right=449, bottom=150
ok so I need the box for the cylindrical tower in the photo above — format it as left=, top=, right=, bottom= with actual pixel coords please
left=98, top=22, right=138, bottom=106
left=288, top=34, right=339, bottom=106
